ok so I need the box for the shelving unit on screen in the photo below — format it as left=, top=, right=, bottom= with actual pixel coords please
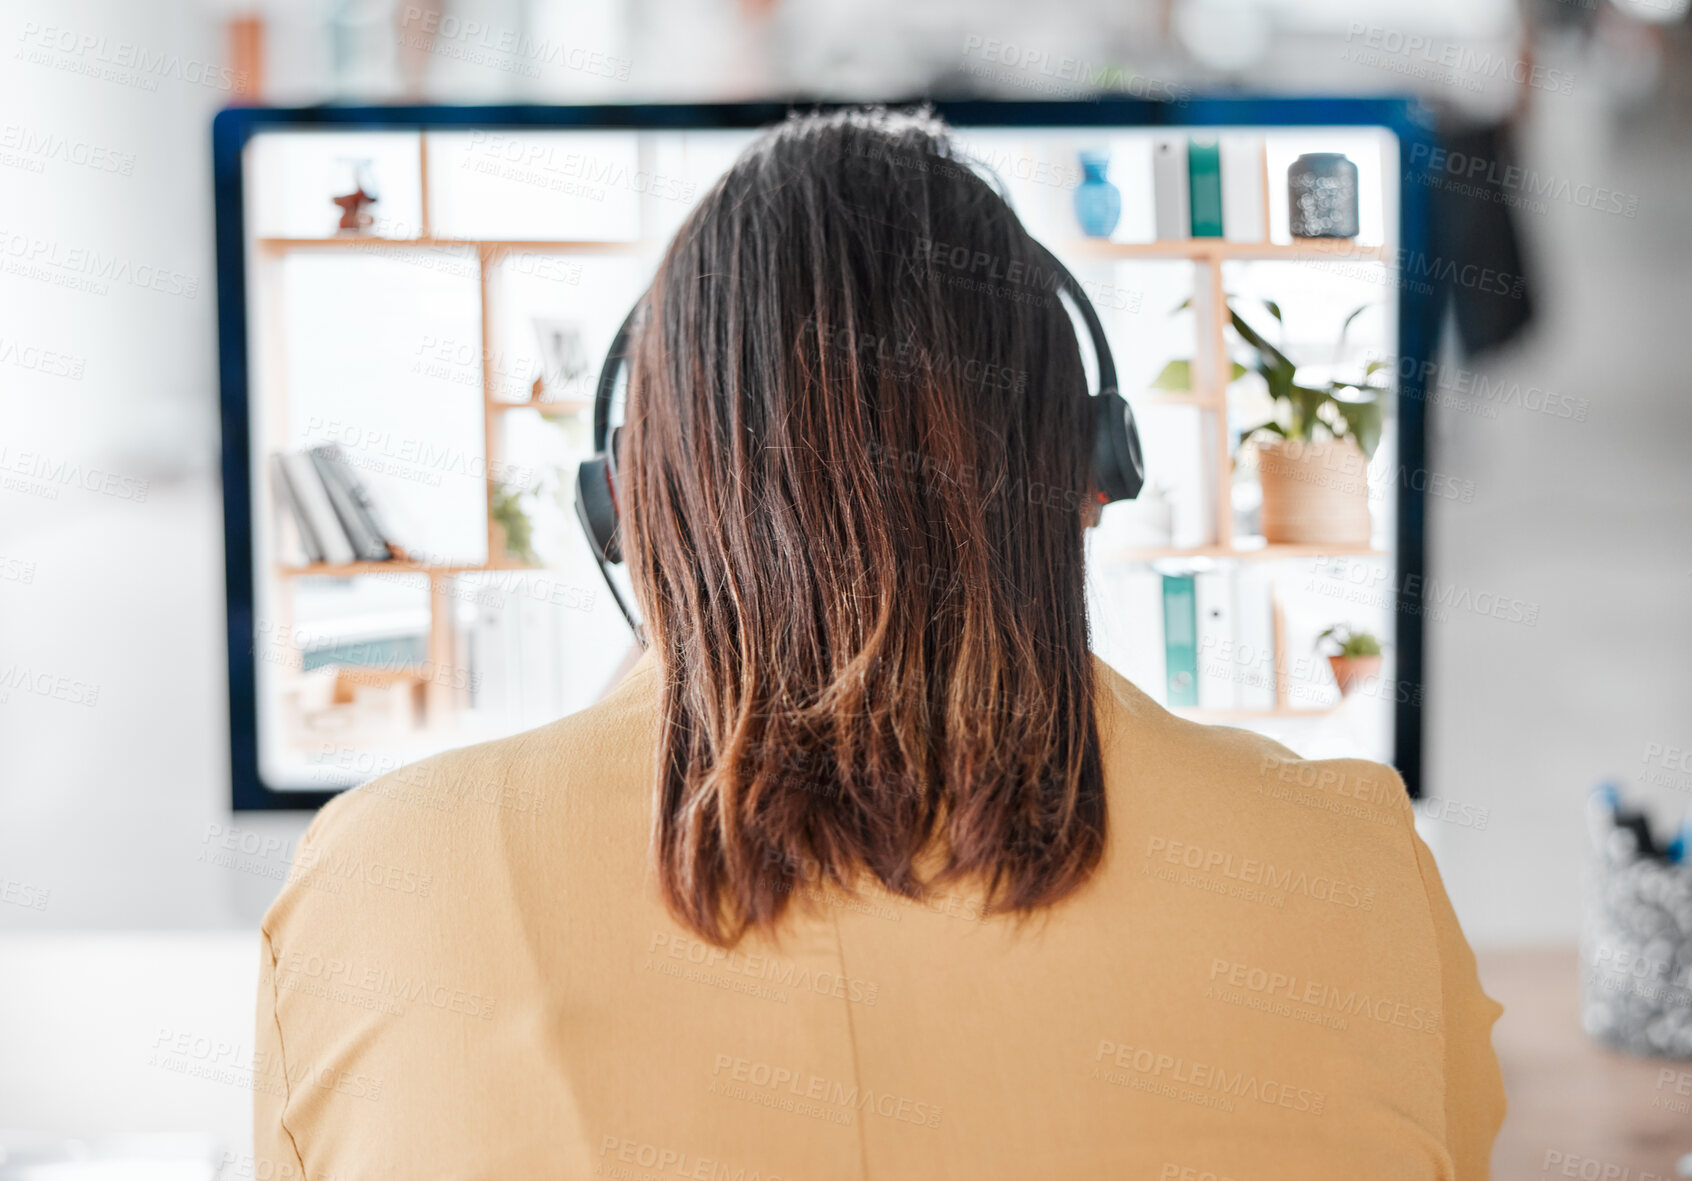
left=241, top=127, right=756, bottom=790
left=957, top=126, right=1403, bottom=762
left=222, top=106, right=1426, bottom=807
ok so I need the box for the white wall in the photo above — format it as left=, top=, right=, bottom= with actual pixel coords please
left=0, top=0, right=307, bottom=935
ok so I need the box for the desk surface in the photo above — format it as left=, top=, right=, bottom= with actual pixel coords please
left=1481, top=947, right=1691, bottom=1180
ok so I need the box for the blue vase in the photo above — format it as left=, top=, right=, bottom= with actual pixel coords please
left=1074, top=151, right=1121, bottom=239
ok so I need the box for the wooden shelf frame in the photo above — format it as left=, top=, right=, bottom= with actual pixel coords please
left=1099, top=543, right=1386, bottom=564
left=1070, top=227, right=1399, bottom=720
left=257, top=131, right=659, bottom=730
left=256, top=236, right=650, bottom=254
left=1066, top=237, right=1391, bottom=262
left=488, top=398, right=593, bottom=416
left=278, top=560, right=537, bottom=578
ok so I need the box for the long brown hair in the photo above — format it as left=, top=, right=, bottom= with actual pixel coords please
left=623, top=108, right=1105, bottom=944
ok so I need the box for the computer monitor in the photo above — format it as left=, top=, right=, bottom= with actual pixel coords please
left=214, top=98, right=1437, bottom=809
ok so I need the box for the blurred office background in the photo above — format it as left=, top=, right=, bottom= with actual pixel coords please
left=2, top=0, right=1691, bottom=1175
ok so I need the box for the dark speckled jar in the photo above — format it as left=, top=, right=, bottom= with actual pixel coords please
left=1288, top=152, right=1359, bottom=239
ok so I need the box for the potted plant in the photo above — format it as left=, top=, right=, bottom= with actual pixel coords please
left=1154, top=298, right=1386, bottom=546
left=1317, top=625, right=1383, bottom=697
left=491, top=484, right=539, bottom=566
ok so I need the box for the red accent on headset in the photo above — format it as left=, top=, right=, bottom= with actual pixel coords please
left=603, top=464, right=621, bottom=518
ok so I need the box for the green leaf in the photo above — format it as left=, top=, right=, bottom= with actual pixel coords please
left=1262, top=299, right=1283, bottom=323
left=1333, top=399, right=1383, bottom=458
left=1152, top=359, right=1249, bottom=392
left=1336, top=303, right=1371, bottom=354
left=1228, top=307, right=1294, bottom=373
left=1317, top=624, right=1382, bottom=657
left=1151, top=360, right=1192, bottom=391
left=1288, top=385, right=1329, bottom=440
left=1348, top=633, right=1383, bottom=656
left=491, top=485, right=537, bottom=565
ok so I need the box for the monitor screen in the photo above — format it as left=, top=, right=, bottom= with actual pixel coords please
left=220, top=105, right=1417, bottom=804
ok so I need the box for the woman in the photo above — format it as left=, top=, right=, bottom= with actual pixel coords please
left=257, top=108, right=1504, bottom=1179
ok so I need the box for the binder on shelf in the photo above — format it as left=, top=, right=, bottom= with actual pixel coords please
left=1152, top=137, right=1191, bottom=241
left=328, top=448, right=401, bottom=560
left=1087, top=563, right=1167, bottom=706
left=467, top=575, right=569, bottom=728
left=1194, top=569, right=1236, bottom=709
left=1086, top=563, right=1129, bottom=679
left=309, top=445, right=391, bottom=562
left=1220, top=135, right=1269, bottom=243
left=1232, top=564, right=1278, bottom=709
left=1162, top=573, right=1199, bottom=708
left=467, top=592, right=512, bottom=715
left=269, top=454, right=320, bottom=565
left=513, top=579, right=568, bottom=727
left=277, top=450, right=356, bottom=566
left=1120, top=566, right=1168, bottom=705
left=1187, top=137, right=1224, bottom=239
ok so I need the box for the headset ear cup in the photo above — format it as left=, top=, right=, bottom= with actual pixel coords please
left=1024, top=239, right=1141, bottom=505
left=574, top=456, right=622, bottom=564
left=1093, top=390, right=1145, bottom=503
left=579, top=305, right=640, bottom=570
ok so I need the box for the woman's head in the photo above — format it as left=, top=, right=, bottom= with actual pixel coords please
left=623, top=107, right=1105, bottom=944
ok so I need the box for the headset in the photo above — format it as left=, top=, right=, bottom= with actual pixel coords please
left=573, top=240, right=1145, bottom=641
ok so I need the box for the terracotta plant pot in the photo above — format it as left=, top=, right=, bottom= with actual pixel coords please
left=1256, top=437, right=1372, bottom=546
left=1328, top=654, right=1382, bottom=697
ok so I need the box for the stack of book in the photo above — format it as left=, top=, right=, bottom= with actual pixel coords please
left=270, top=444, right=400, bottom=567
left=1151, top=134, right=1269, bottom=243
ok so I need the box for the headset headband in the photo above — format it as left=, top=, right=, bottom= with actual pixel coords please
left=592, top=302, right=642, bottom=454
left=574, top=234, right=1144, bottom=638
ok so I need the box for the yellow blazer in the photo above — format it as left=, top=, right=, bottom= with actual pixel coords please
left=257, top=654, right=1504, bottom=1179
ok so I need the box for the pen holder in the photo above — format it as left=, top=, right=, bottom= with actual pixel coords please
left=1581, top=795, right=1692, bottom=1057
